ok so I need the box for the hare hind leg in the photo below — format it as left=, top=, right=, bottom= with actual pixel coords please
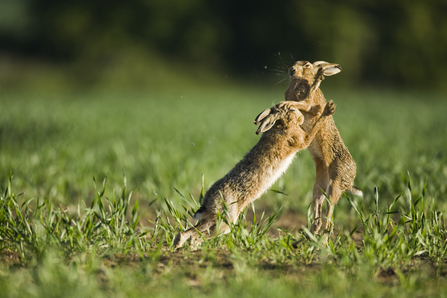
left=324, top=181, right=343, bottom=232
left=173, top=218, right=232, bottom=249
left=293, top=164, right=329, bottom=247
left=173, top=218, right=214, bottom=249
left=311, top=158, right=329, bottom=235
left=324, top=160, right=354, bottom=232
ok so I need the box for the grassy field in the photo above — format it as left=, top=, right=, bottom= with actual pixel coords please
left=1, top=83, right=447, bottom=297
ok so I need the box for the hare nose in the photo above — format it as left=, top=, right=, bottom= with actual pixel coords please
left=288, top=68, right=296, bottom=76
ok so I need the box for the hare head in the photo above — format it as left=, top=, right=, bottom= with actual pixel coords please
left=254, top=104, right=304, bottom=135
left=285, top=61, right=341, bottom=101
left=288, top=61, right=341, bottom=82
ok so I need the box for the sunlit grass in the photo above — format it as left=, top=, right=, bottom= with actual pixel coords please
left=1, top=85, right=447, bottom=297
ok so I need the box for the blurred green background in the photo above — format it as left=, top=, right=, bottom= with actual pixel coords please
left=1, top=0, right=447, bottom=222
left=1, top=0, right=447, bottom=91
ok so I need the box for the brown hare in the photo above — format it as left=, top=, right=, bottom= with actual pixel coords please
left=260, top=61, right=362, bottom=235
left=173, top=100, right=336, bottom=249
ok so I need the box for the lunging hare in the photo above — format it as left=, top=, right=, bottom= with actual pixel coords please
left=259, top=61, right=362, bottom=235
left=173, top=100, right=336, bottom=249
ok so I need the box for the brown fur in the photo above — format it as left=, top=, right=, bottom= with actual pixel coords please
left=284, top=61, right=362, bottom=234
left=260, top=61, right=362, bottom=235
left=173, top=101, right=336, bottom=249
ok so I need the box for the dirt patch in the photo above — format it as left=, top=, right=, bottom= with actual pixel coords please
left=272, top=210, right=307, bottom=234
left=0, top=250, right=22, bottom=267
left=102, top=248, right=233, bottom=269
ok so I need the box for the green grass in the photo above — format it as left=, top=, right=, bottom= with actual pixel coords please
left=1, top=85, right=447, bottom=297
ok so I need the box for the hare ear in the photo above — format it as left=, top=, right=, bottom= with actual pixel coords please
left=322, top=64, right=341, bottom=76
left=254, top=108, right=272, bottom=125
left=313, top=61, right=328, bottom=66
left=313, top=61, right=342, bottom=76
left=256, top=115, right=278, bottom=135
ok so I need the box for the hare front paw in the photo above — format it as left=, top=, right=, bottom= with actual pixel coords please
left=322, top=100, right=336, bottom=117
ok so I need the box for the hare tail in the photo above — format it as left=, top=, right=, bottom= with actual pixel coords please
left=193, top=205, right=207, bottom=221
left=347, top=186, right=363, bottom=197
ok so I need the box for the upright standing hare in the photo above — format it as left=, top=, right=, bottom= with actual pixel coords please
left=173, top=100, right=336, bottom=249
left=259, top=61, right=362, bottom=235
